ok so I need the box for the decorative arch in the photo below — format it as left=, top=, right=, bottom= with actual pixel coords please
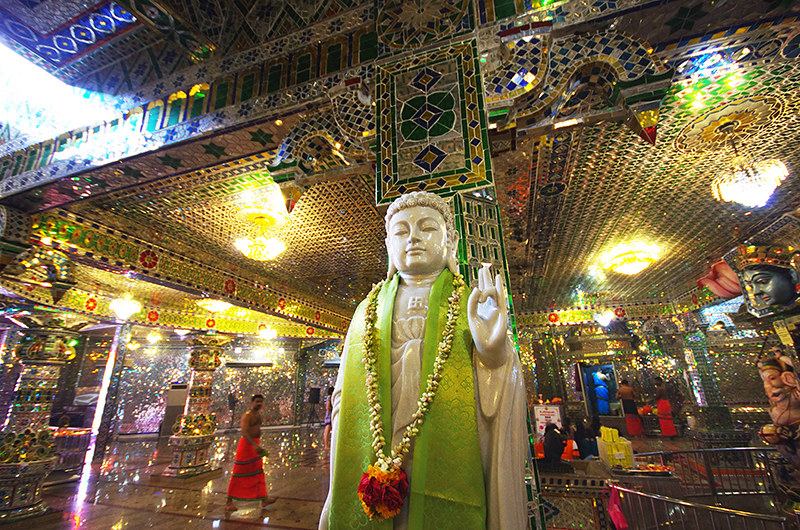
left=507, top=31, right=673, bottom=143
left=272, top=109, right=367, bottom=172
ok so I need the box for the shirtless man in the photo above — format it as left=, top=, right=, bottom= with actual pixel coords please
left=226, top=395, right=277, bottom=511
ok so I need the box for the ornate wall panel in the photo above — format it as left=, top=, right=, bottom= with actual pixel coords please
left=376, top=39, right=492, bottom=203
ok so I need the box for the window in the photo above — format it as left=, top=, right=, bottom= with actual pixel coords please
left=295, top=54, right=312, bottom=84
left=326, top=43, right=342, bottom=74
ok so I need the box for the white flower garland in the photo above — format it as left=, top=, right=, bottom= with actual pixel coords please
left=362, top=273, right=466, bottom=472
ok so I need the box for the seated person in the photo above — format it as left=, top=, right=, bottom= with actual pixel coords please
left=575, top=420, right=599, bottom=459
left=542, top=423, right=566, bottom=464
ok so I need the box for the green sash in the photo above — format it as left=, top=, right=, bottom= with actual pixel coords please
left=328, top=270, right=486, bottom=529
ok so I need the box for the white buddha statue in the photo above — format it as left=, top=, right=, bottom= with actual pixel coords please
left=319, top=191, right=528, bottom=529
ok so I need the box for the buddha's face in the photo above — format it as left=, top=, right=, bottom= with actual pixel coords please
left=742, top=267, right=798, bottom=309
left=386, top=206, right=450, bottom=276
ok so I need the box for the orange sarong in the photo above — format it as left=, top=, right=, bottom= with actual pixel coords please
left=657, top=399, right=678, bottom=437
left=227, top=437, right=267, bottom=501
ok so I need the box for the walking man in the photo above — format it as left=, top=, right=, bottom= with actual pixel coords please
left=226, top=394, right=277, bottom=511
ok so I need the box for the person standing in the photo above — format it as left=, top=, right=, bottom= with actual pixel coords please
left=616, top=380, right=643, bottom=436
left=227, top=391, right=238, bottom=429
left=654, top=377, right=678, bottom=437
left=225, top=395, right=277, bottom=512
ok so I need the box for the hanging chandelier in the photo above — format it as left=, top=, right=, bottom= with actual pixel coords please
left=234, top=185, right=288, bottom=261
left=195, top=299, right=232, bottom=313
left=146, top=329, right=162, bottom=343
left=711, top=123, right=788, bottom=208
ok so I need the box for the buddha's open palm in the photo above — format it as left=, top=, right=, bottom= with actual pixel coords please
left=467, top=265, right=508, bottom=368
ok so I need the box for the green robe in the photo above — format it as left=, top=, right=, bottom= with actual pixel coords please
left=327, top=270, right=486, bottom=529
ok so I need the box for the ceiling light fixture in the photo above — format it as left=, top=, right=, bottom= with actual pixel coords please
left=174, top=329, right=191, bottom=338
left=711, top=122, right=788, bottom=208
left=109, top=294, right=142, bottom=321
left=235, top=183, right=289, bottom=261
left=146, top=330, right=161, bottom=344
left=593, top=310, right=615, bottom=327
left=195, top=299, right=233, bottom=313
left=234, top=236, right=287, bottom=261
left=258, top=326, right=278, bottom=340
left=599, top=242, right=661, bottom=275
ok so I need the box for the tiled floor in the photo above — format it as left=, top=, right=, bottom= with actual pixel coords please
left=28, top=427, right=701, bottom=528
left=38, top=427, right=330, bottom=529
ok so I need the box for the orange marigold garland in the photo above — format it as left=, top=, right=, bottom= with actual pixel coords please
left=357, top=464, right=409, bottom=520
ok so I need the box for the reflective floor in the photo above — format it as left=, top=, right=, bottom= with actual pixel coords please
left=39, top=427, right=330, bottom=529
left=30, top=426, right=698, bottom=528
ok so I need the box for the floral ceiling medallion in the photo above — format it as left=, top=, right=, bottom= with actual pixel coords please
left=674, top=95, right=784, bottom=153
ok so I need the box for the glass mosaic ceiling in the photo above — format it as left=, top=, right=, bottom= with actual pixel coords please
left=4, top=0, right=800, bottom=318
left=0, top=0, right=372, bottom=96
left=496, top=64, right=800, bottom=311
left=69, top=171, right=386, bottom=312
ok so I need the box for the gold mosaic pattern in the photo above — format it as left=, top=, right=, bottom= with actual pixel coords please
left=675, top=95, right=784, bottom=153
left=0, top=265, right=338, bottom=338
left=495, top=59, right=800, bottom=312
left=29, top=211, right=349, bottom=332
left=68, top=172, right=385, bottom=311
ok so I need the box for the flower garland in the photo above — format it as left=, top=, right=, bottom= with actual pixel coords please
left=357, top=272, right=466, bottom=520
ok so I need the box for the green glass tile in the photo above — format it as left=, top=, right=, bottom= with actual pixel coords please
left=240, top=72, right=256, bottom=101
left=189, top=91, right=207, bottom=119
left=165, top=100, right=183, bottom=127
left=11, top=153, right=23, bottom=175
left=37, top=143, right=53, bottom=168
left=145, top=107, right=162, bottom=132
left=267, top=64, right=283, bottom=93
left=359, top=32, right=378, bottom=62
left=296, top=53, right=312, bottom=84
left=23, top=148, right=38, bottom=172
left=214, top=83, right=230, bottom=110
left=326, top=43, right=342, bottom=74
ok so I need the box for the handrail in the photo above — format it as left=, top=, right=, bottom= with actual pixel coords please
left=611, top=484, right=788, bottom=523
left=635, top=446, right=777, bottom=458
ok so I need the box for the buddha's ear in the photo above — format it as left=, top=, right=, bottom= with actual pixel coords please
left=386, top=237, right=398, bottom=279
left=447, top=253, right=460, bottom=276
left=446, top=233, right=460, bottom=276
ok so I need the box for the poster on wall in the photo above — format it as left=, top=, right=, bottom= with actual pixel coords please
left=533, top=404, right=563, bottom=435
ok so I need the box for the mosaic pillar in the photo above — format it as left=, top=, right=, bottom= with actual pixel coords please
left=371, top=13, right=542, bottom=526
left=534, top=328, right=566, bottom=401
left=162, top=335, right=224, bottom=477
left=0, top=324, right=79, bottom=521
left=454, top=193, right=545, bottom=528
left=683, top=330, right=734, bottom=433
left=293, top=349, right=310, bottom=426
left=92, top=324, right=128, bottom=463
